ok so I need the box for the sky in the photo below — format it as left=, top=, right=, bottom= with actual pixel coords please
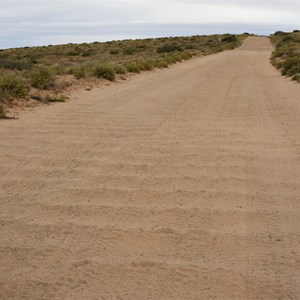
left=1, top=0, right=299, bottom=49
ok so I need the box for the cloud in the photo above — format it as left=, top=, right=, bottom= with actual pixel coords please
left=1, top=0, right=299, bottom=49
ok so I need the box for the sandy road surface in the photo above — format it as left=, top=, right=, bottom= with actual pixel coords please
left=0, top=37, right=300, bottom=299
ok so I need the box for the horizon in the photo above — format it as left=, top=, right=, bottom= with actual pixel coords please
left=1, top=0, right=299, bottom=50
left=0, top=25, right=296, bottom=51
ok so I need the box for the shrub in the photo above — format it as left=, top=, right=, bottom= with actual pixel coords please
left=282, top=57, right=300, bottom=76
left=292, top=73, right=300, bottom=82
left=221, top=35, right=238, bottom=43
left=70, top=66, right=87, bottom=79
left=0, top=74, right=29, bottom=98
left=138, top=60, right=155, bottom=71
left=157, top=44, right=183, bottom=53
left=181, top=51, right=193, bottom=60
left=110, top=49, right=120, bottom=55
left=93, top=65, right=115, bottom=81
left=123, top=48, right=137, bottom=55
left=157, top=60, right=169, bottom=68
left=277, top=36, right=295, bottom=47
left=124, top=62, right=140, bottom=73
left=165, top=53, right=183, bottom=64
left=114, top=65, right=127, bottom=75
left=0, top=104, right=5, bottom=119
left=44, top=94, right=68, bottom=103
left=28, top=67, right=55, bottom=89
left=0, top=54, right=33, bottom=70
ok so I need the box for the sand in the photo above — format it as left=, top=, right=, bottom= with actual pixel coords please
left=0, top=37, right=300, bottom=299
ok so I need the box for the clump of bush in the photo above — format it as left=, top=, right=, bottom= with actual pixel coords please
left=157, top=60, right=169, bottom=69
left=271, top=31, right=300, bottom=82
left=69, top=66, right=87, bottom=79
left=157, top=44, right=183, bottom=53
left=44, top=94, right=68, bottom=103
left=0, top=104, right=5, bottom=119
left=114, top=65, right=127, bottom=75
left=123, top=47, right=137, bottom=55
left=0, top=74, right=29, bottom=98
left=93, top=65, right=115, bottom=81
left=0, top=53, right=33, bottom=70
left=124, top=62, right=141, bottom=73
left=138, top=60, right=155, bottom=71
left=110, top=49, right=120, bottom=55
left=28, top=67, right=55, bottom=89
left=292, top=73, right=300, bottom=82
left=221, top=35, right=238, bottom=44
left=281, top=57, right=300, bottom=76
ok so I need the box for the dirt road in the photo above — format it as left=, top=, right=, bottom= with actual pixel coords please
left=0, top=37, right=300, bottom=299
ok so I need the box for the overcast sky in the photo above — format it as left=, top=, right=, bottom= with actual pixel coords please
left=1, top=0, right=299, bottom=49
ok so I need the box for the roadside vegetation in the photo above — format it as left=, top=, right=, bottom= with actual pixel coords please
left=0, top=33, right=247, bottom=118
left=270, top=30, right=300, bottom=83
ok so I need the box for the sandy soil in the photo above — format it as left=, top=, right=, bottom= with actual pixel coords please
left=0, top=37, right=300, bottom=299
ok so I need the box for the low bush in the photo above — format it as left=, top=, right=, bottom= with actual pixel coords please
left=292, top=73, right=300, bottom=82
left=44, top=94, right=68, bottom=103
left=110, top=49, right=120, bottom=55
left=124, top=62, right=140, bottom=73
left=157, top=60, right=169, bottom=68
left=0, top=54, right=33, bottom=70
left=0, top=74, right=29, bottom=98
left=271, top=31, right=300, bottom=83
left=114, top=65, right=127, bottom=75
left=28, top=67, right=55, bottom=89
left=164, top=52, right=184, bottom=64
left=282, top=57, right=300, bottom=76
left=123, top=48, right=137, bottom=55
left=157, top=44, right=183, bottom=53
left=138, top=60, right=155, bottom=71
left=221, top=35, right=238, bottom=43
left=181, top=51, right=193, bottom=60
left=93, top=65, right=115, bottom=81
left=69, top=66, right=87, bottom=79
left=0, top=104, right=5, bottom=119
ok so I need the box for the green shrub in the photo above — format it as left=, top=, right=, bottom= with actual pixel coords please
left=286, top=65, right=300, bottom=76
left=157, top=60, right=169, bottom=68
left=44, top=94, right=68, bottom=103
left=114, top=65, right=127, bottom=75
left=70, top=66, right=87, bottom=79
left=110, top=49, right=120, bottom=55
left=157, top=44, right=183, bottom=53
left=138, top=60, right=155, bottom=71
left=221, top=35, right=238, bottom=43
left=282, top=57, right=300, bottom=75
left=124, top=62, right=140, bottom=73
left=185, top=44, right=197, bottom=50
left=181, top=51, right=193, bottom=60
left=165, top=53, right=183, bottom=64
left=292, top=73, right=300, bottom=82
left=0, top=74, right=29, bottom=98
left=28, top=67, right=55, bottom=89
left=277, top=36, right=295, bottom=47
left=0, top=104, right=5, bottom=119
left=0, top=54, right=33, bottom=70
left=123, top=48, right=137, bottom=55
left=93, top=65, right=115, bottom=81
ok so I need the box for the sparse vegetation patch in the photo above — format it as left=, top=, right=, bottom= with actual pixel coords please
left=270, top=30, right=300, bottom=82
left=0, top=33, right=246, bottom=117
